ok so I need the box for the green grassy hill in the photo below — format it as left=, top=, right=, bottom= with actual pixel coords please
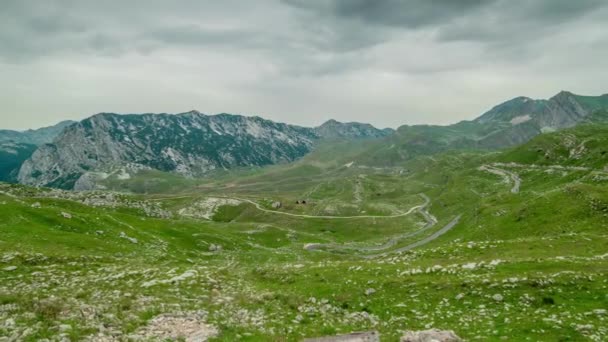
left=2, top=125, right=608, bottom=341
left=497, top=123, right=608, bottom=169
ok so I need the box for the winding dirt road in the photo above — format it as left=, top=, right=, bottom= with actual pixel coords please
left=227, top=195, right=428, bottom=220
left=367, top=214, right=462, bottom=258
left=479, top=164, right=521, bottom=193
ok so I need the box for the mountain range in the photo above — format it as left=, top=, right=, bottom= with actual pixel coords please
left=16, top=112, right=391, bottom=189
left=4, top=90, right=608, bottom=190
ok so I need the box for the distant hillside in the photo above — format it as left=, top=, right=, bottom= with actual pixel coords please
left=314, top=119, right=394, bottom=139
left=0, top=142, right=37, bottom=182
left=473, top=91, right=608, bottom=147
left=0, top=120, right=75, bottom=145
left=0, top=121, right=75, bottom=182
left=497, top=120, right=608, bottom=169
left=11, top=91, right=608, bottom=190
left=350, top=91, right=608, bottom=166
left=17, top=112, right=390, bottom=189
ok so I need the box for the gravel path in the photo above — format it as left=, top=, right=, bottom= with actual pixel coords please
left=479, top=165, right=521, bottom=193
left=368, top=214, right=462, bottom=258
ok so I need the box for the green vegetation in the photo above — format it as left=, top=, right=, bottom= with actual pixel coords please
left=1, top=125, right=608, bottom=341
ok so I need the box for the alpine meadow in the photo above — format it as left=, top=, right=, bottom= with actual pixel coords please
left=1, top=1, right=608, bottom=341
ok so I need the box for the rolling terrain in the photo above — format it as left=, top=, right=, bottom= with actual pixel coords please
left=1, top=123, right=607, bottom=341
left=11, top=91, right=608, bottom=192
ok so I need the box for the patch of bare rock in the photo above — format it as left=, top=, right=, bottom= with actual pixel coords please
left=304, top=330, right=380, bottom=341
left=303, top=329, right=462, bottom=342
left=400, top=329, right=462, bottom=342
left=134, top=312, right=218, bottom=341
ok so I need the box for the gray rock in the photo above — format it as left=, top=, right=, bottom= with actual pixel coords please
left=17, top=113, right=388, bottom=189
left=119, top=232, right=138, bottom=244
left=304, top=331, right=380, bottom=342
left=208, top=244, right=222, bottom=252
left=400, top=329, right=462, bottom=342
left=58, top=324, right=72, bottom=332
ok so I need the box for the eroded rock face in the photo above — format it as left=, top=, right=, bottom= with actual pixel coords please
left=18, top=112, right=318, bottom=189
left=17, top=113, right=389, bottom=189
left=400, top=329, right=462, bottom=342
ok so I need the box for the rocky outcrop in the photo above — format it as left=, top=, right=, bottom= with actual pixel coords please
left=315, top=119, right=393, bottom=139
left=400, top=329, right=462, bottom=342
left=17, top=112, right=389, bottom=189
left=134, top=312, right=218, bottom=341
left=473, top=91, right=608, bottom=149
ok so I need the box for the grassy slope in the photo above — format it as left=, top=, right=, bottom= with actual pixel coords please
left=1, top=126, right=608, bottom=341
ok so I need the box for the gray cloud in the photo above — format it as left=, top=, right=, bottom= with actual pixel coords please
left=284, top=0, right=494, bottom=29
left=1, top=0, right=607, bottom=130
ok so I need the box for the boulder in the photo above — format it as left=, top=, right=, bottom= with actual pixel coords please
left=364, top=288, right=376, bottom=296
left=208, top=244, right=222, bottom=252
left=400, top=329, right=462, bottom=342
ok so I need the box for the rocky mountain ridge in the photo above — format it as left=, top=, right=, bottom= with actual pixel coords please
left=17, top=111, right=391, bottom=189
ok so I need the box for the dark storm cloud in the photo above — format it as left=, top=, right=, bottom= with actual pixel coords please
left=284, top=0, right=494, bottom=29
left=437, top=0, right=607, bottom=43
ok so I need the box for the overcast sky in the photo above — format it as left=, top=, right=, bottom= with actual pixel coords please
left=2, top=0, right=608, bottom=130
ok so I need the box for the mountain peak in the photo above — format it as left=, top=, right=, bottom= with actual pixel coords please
left=315, top=120, right=391, bottom=140
left=551, top=90, right=575, bottom=99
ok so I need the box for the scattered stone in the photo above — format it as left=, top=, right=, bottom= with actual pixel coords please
left=304, top=331, right=380, bottom=342
left=208, top=244, right=222, bottom=252
left=31, top=202, right=41, bottom=208
left=5, top=318, right=15, bottom=328
left=400, top=329, right=462, bottom=342
left=271, top=201, right=282, bottom=209
left=136, top=312, right=218, bottom=342
left=59, top=324, right=72, bottom=332
left=462, top=262, right=477, bottom=270
left=492, top=294, right=504, bottom=302
left=2, top=266, right=17, bottom=272
left=60, top=212, right=72, bottom=219
left=119, top=232, right=138, bottom=244
left=364, top=288, right=376, bottom=296
left=304, top=243, right=322, bottom=250
left=178, top=197, right=241, bottom=220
